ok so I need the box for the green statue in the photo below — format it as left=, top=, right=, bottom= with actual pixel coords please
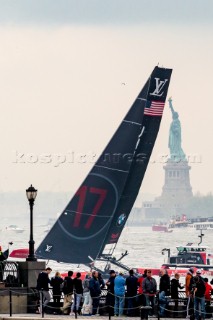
left=168, top=97, right=186, bottom=161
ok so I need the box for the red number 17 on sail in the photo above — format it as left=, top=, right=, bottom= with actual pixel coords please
left=73, top=186, right=107, bottom=229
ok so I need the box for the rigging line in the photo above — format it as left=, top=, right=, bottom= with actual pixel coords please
left=94, top=165, right=129, bottom=173
left=109, top=242, right=118, bottom=257
left=110, top=243, right=116, bottom=255
left=64, top=208, right=112, bottom=218
left=103, top=243, right=116, bottom=257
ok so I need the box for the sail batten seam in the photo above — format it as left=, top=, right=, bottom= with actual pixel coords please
left=94, top=165, right=129, bottom=173
left=64, top=208, right=112, bottom=218
left=123, top=120, right=142, bottom=126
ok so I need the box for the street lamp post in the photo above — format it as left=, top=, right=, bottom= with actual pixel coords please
left=26, top=184, right=37, bottom=261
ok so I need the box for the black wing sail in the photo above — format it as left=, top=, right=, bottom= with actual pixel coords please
left=36, top=66, right=172, bottom=264
left=100, top=67, right=172, bottom=249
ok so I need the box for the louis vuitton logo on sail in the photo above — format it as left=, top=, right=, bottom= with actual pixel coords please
left=45, top=245, right=53, bottom=252
left=150, top=77, right=168, bottom=97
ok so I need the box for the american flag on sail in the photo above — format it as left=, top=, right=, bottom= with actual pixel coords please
left=144, top=100, right=165, bottom=116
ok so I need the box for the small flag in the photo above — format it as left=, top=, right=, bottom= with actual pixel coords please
left=144, top=100, right=165, bottom=116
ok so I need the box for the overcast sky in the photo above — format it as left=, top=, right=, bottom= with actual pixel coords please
left=0, top=0, right=213, bottom=200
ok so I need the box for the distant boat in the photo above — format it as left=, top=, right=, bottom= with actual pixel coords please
left=5, top=225, right=25, bottom=233
left=9, top=248, right=28, bottom=258
left=152, top=224, right=172, bottom=233
left=168, top=214, right=189, bottom=229
left=161, top=244, right=213, bottom=275
left=161, top=231, right=213, bottom=275
left=190, top=221, right=213, bottom=231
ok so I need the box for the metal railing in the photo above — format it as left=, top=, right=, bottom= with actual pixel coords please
left=0, top=287, right=212, bottom=318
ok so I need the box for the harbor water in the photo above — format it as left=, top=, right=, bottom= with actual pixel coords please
left=1, top=216, right=213, bottom=280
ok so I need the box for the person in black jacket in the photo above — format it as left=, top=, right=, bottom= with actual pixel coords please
left=70, top=272, right=83, bottom=315
left=50, top=271, right=64, bottom=314
left=36, top=267, right=52, bottom=313
left=89, top=271, right=101, bottom=315
left=159, top=268, right=170, bottom=317
left=193, top=270, right=206, bottom=320
left=60, top=270, right=73, bottom=315
left=126, top=269, right=138, bottom=316
left=106, top=270, right=116, bottom=316
left=171, top=273, right=184, bottom=316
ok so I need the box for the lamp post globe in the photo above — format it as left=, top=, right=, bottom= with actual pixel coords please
left=26, top=184, right=37, bottom=261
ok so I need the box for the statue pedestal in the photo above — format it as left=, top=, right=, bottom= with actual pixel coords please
left=155, top=158, right=193, bottom=215
left=142, top=158, right=193, bottom=220
left=161, top=159, right=193, bottom=199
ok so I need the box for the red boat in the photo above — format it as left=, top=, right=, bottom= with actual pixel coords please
left=152, top=224, right=172, bottom=232
left=9, top=248, right=29, bottom=258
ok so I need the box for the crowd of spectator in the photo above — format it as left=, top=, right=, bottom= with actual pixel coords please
left=36, top=266, right=213, bottom=318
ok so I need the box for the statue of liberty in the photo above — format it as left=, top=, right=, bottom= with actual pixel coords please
left=168, top=97, right=186, bottom=161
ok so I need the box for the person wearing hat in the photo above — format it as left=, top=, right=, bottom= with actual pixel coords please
left=114, top=271, right=126, bottom=316
left=195, top=269, right=202, bottom=276
left=185, top=267, right=194, bottom=318
left=106, top=270, right=116, bottom=316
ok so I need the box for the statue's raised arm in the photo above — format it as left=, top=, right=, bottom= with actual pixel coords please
left=168, top=97, right=175, bottom=116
